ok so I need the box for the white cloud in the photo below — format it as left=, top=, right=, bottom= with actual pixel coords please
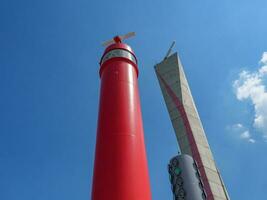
left=227, top=123, right=243, bottom=130
left=260, top=52, right=267, bottom=64
left=233, top=52, right=267, bottom=141
left=235, top=123, right=243, bottom=128
left=227, top=123, right=255, bottom=143
left=259, top=66, right=267, bottom=75
left=248, top=138, right=256, bottom=143
left=240, top=131, right=250, bottom=139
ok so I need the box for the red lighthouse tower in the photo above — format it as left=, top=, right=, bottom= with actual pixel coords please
left=91, top=33, right=152, bottom=200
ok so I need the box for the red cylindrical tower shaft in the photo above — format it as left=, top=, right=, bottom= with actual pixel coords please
left=91, top=42, right=151, bottom=200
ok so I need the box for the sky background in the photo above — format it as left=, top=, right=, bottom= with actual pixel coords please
left=1, top=0, right=267, bottom=199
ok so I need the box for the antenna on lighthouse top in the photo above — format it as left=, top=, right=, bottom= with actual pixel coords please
left=102, top=32, right=136, bottom=47
left=164, top=41, right=176, bottom=60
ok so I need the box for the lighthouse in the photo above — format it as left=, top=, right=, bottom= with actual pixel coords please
left=91, top=33, right=152, bottom=200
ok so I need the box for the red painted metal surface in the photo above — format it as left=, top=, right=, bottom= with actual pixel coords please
left=158, top=74, right=214, bottom=200
left=91, top=42, right=152, bottom=200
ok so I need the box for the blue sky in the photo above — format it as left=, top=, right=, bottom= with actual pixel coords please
left=0, top=0, right=267, bottom=199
